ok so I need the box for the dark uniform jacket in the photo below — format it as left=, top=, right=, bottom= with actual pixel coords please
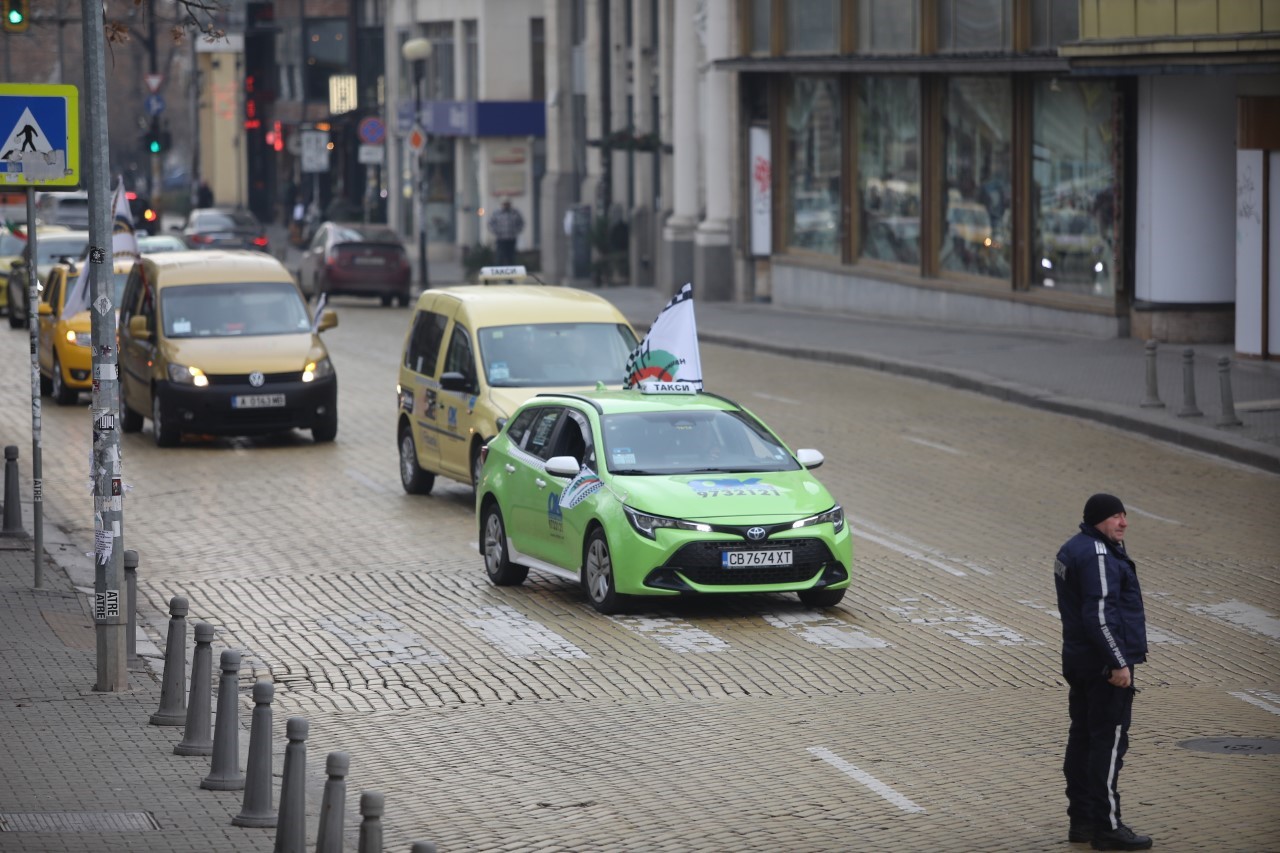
left=1054, top=523, right=1148, bottom=676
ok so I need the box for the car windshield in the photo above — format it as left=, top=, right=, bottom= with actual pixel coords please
left=138, top=235, right=186, bottom=253
left=601, top=408, right=800, bottom=475
left=478, top=322, right=639, bottom=387
left=160, top=282, right=311, bottom=338
left=0, top=232, right=26, bottom=254
left=333, top=225, right=399, bottom=243
left=192, top=210, right=259, bottom=230
left=37, top=237, right=89, bottom=265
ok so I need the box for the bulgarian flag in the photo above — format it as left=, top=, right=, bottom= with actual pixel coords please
left=559, top=465, right=603, bottom=509
left=623, top=282, right=703, bottom=390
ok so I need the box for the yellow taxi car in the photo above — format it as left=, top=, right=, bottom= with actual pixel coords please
left=36, top=257, right=137, bottom=405
left=1, top=222, right=71, bottom=317
left=397, top=277, right=638, bottom=494
left=118, top=250, right=339, bottom=447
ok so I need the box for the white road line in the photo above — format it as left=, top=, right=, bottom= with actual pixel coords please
left=808, top=747, right=925, bottom=814
left=764, top=612, right=891, bottom=649
left=345, top=468, right=389, bottom=494
left=610, top=615, right=730, bottom=654
left=1189, top=600, right=1280, bottom=641
left=888, top=595, right=1038, bottom=646
left=857, top=518, right=993, bottom=576
left=462, top=604, right=589, bottom=659
left=317, top=611, right=451, bottom=667
left=850, top=526, right=966, bottom=577
left=1125, top=505, right=1181, bottom=525
left=751, top=392, right=800, bottom=405
left=902, top=436, right=965, bottom=456
left=1229, top=691, right=1280, bottom=717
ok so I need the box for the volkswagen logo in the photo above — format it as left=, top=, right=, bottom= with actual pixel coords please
left=746, top=527, right=767, bottom=541
left=248, top=371, right=265, bottom=387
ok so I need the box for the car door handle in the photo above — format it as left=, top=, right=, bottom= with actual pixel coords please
left=535, top=477, right=548, bottom=489
left=504, top=464, right=515, bottom=473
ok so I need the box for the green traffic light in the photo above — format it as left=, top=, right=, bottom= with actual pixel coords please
left=7, top=10, right=22, bottom=24
left=149, top=141, right=160, bottom=153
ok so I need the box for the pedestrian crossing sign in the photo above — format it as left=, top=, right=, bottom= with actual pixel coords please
left=0, top=83, right=80, bottom=187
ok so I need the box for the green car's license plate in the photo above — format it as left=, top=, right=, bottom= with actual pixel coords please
left=722, top=549, right=793, bottom=568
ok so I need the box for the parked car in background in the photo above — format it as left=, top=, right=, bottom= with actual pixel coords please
left=397, top=285, right=638, bottom=495
left=1, top=223, right=70, bottom=316
left=6, top=230, right=90, bottom=329
left=476, top=386, right=852, bottom=614
left=36, top=257, right=136, bottom=404
left=137, top=234, right=188, bottom=254
left=297, top=222, right=411, bottom=306
left=175, top=207, right=270, bottom=252
left=126, top=191, right=158, bottom=235
left=35, top=191, right=91, bottom=229
left=118, top=250, right=339, bottom=446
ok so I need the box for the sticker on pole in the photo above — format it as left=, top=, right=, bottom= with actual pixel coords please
left=0, top=84, right=81, bottom=187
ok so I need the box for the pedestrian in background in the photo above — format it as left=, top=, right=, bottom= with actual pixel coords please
left=195, top=181, right=214, bottom=209
left=487, top=199, right=524, bottom=266
left=1054, top=493, right=1152, bottom=851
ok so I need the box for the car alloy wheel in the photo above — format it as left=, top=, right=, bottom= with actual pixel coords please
left=583, top=529, right=625, bottom=614
left=482, top=503, right=527, bottom=586
left=398, top=426, right=434, bottom=494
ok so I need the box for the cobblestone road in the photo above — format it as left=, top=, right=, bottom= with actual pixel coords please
left=1, top=298, right=1277, bottom=852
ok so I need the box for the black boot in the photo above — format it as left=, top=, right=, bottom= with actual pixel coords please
left=1091, top=824, right=1153, bottom=850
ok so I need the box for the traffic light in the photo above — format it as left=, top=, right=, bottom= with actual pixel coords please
left=3, top=0, right=30, bottom=33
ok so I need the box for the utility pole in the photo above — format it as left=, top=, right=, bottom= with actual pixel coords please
left=81, top=0, right=128, bottom=692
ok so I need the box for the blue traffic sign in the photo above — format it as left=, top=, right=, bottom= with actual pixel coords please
left=0, top=83, right=80, bottom=187
left=145, top=94, right=166, bottom=117
left=358, top=116, right=385, bottom=145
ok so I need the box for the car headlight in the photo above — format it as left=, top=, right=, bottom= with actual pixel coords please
left=302, top=357, right=334, bottom=382
left=791, top=504, right=845, bottom=533
left=623, top=505, right=711, bottom=540
left=167, top=363, right=208, bottom=387
left=66, top=330, right=91, bottom=347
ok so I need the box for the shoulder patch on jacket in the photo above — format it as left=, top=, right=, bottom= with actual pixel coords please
left=1054, top=558, right=1067, bottom=580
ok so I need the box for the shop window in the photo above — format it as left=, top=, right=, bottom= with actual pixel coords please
left=786, top=0, right=838, bottom=53
left=937, top=0, right=1012, bottom=53
left=859, top=77, right=920, bottom=266
left=786, top=77, right=842, bottom=257
left=749, top=0, right=771, bottom=54
left=1031, top=79, right=1120, bottom=298
left=1030, top=0, right=1080, bottom=51
left=941, top=76, right=1012, bottom=280
left=858, top=1, right=917, bottom=53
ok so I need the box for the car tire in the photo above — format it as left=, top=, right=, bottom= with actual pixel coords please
left=312, top=408, right=338, bottom=443
left=380, top=293, right=393, bottom=307
left=797, top=587, right=847, bottom=608
left=470, top=442, right=485, bottom=492
left=582, top=528, right=627, bottom=615
left=38, top=369, right=52, bottom=397
left=121, top=402, right=143, bottom=433
left=396, top=293, right=410, bottom=308
left=151, top=390, right=180, bottom=448
left=52, top=355, right=78, bottom=405
left=482, top=502, right=528, bottom=586
left=398, top=424, right=434, bottom=495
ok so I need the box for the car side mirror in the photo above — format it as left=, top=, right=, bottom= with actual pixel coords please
left=795, top=448, right=824, bottom=469
left=439, top=371, right=470, bottom=393
left=127, top=314, right=151, bottom=340
left=545, top=455, right=580, bottom=478
left=316, top=309, right=338, bottom=332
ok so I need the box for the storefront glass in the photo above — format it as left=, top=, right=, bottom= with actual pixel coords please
left=786, top=77, right=842, bottom=257
left=1031, top=79, right=1120, bottom=297
left=859, top=77, right=920, bottom=266
left=941, top=76, right=1011, bottom=279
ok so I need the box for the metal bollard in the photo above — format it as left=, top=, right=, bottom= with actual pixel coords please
left=357, top=791, right=384, bottom=853
left=124, top=550, right=139, bottom=667
left=1176, top=348, right=1203, bottom=417
left=1140, top=340, right=1164, bottom=408
left=274, top=717, right=309, bottom=853
left=315, top=752, right=350, bottom=853
left=1217, top=356, right=1243, bottom=427
left=149, top=596, right=189, bottom=726
left=410, top=843, right=437, bottom=852
left=174, top=622, right=215, bottom=756
left=1, top=445, right=25, bottom=537
left=233, top=681, right=277, bottom=828
left=202, top=650, right=246, bottom=790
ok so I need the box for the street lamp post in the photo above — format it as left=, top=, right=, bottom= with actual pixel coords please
left=401, top=36, right=432, bottom=290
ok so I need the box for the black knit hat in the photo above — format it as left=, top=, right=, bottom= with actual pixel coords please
left=1083, top=493, right=1126, bottom=527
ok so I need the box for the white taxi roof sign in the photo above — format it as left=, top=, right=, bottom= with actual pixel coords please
left=639, top=380, right=697, bottom=395
left=478, top=265, right=528, bottom=283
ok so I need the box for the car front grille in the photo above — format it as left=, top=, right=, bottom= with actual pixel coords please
left=662, top=538, right=836, bottom=586
left=204, top=371, right=303, bottom=386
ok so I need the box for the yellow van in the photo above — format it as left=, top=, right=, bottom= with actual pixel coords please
left=396, top=285, right=638, bottom=494
left=36, top=257, right=136, bottom=404
left=118, top=250, right=339, bottom=447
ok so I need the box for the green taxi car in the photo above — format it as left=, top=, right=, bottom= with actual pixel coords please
left=476, top=385, right=851, bottom=614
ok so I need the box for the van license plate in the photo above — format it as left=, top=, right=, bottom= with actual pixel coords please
left=232, top=394, right=286, bottom=409
left=722, top=550, right=793, bottom=568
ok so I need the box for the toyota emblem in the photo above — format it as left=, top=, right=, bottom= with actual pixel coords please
left=249, top=371, right=265, bottom=387
left=746, top=527, right=767, bottom=541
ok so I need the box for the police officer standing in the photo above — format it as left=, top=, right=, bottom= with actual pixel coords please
left=1054, top=493, right=1152, bottom=850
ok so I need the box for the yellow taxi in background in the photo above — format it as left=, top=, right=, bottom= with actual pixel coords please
left=397, top=278, right=638, bottom=494
left=1, top=222, right=70, bottom=317
left=118, top=250, right=339, bottom=447
left=36, top=257, right=137, bottom=405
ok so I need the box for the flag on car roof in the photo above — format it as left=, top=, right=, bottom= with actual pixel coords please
left=623, top=282, right=703, bottom=390
left=559, top=465, right=603, bottom=509
left=62, top=175, right=137, bottom=318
